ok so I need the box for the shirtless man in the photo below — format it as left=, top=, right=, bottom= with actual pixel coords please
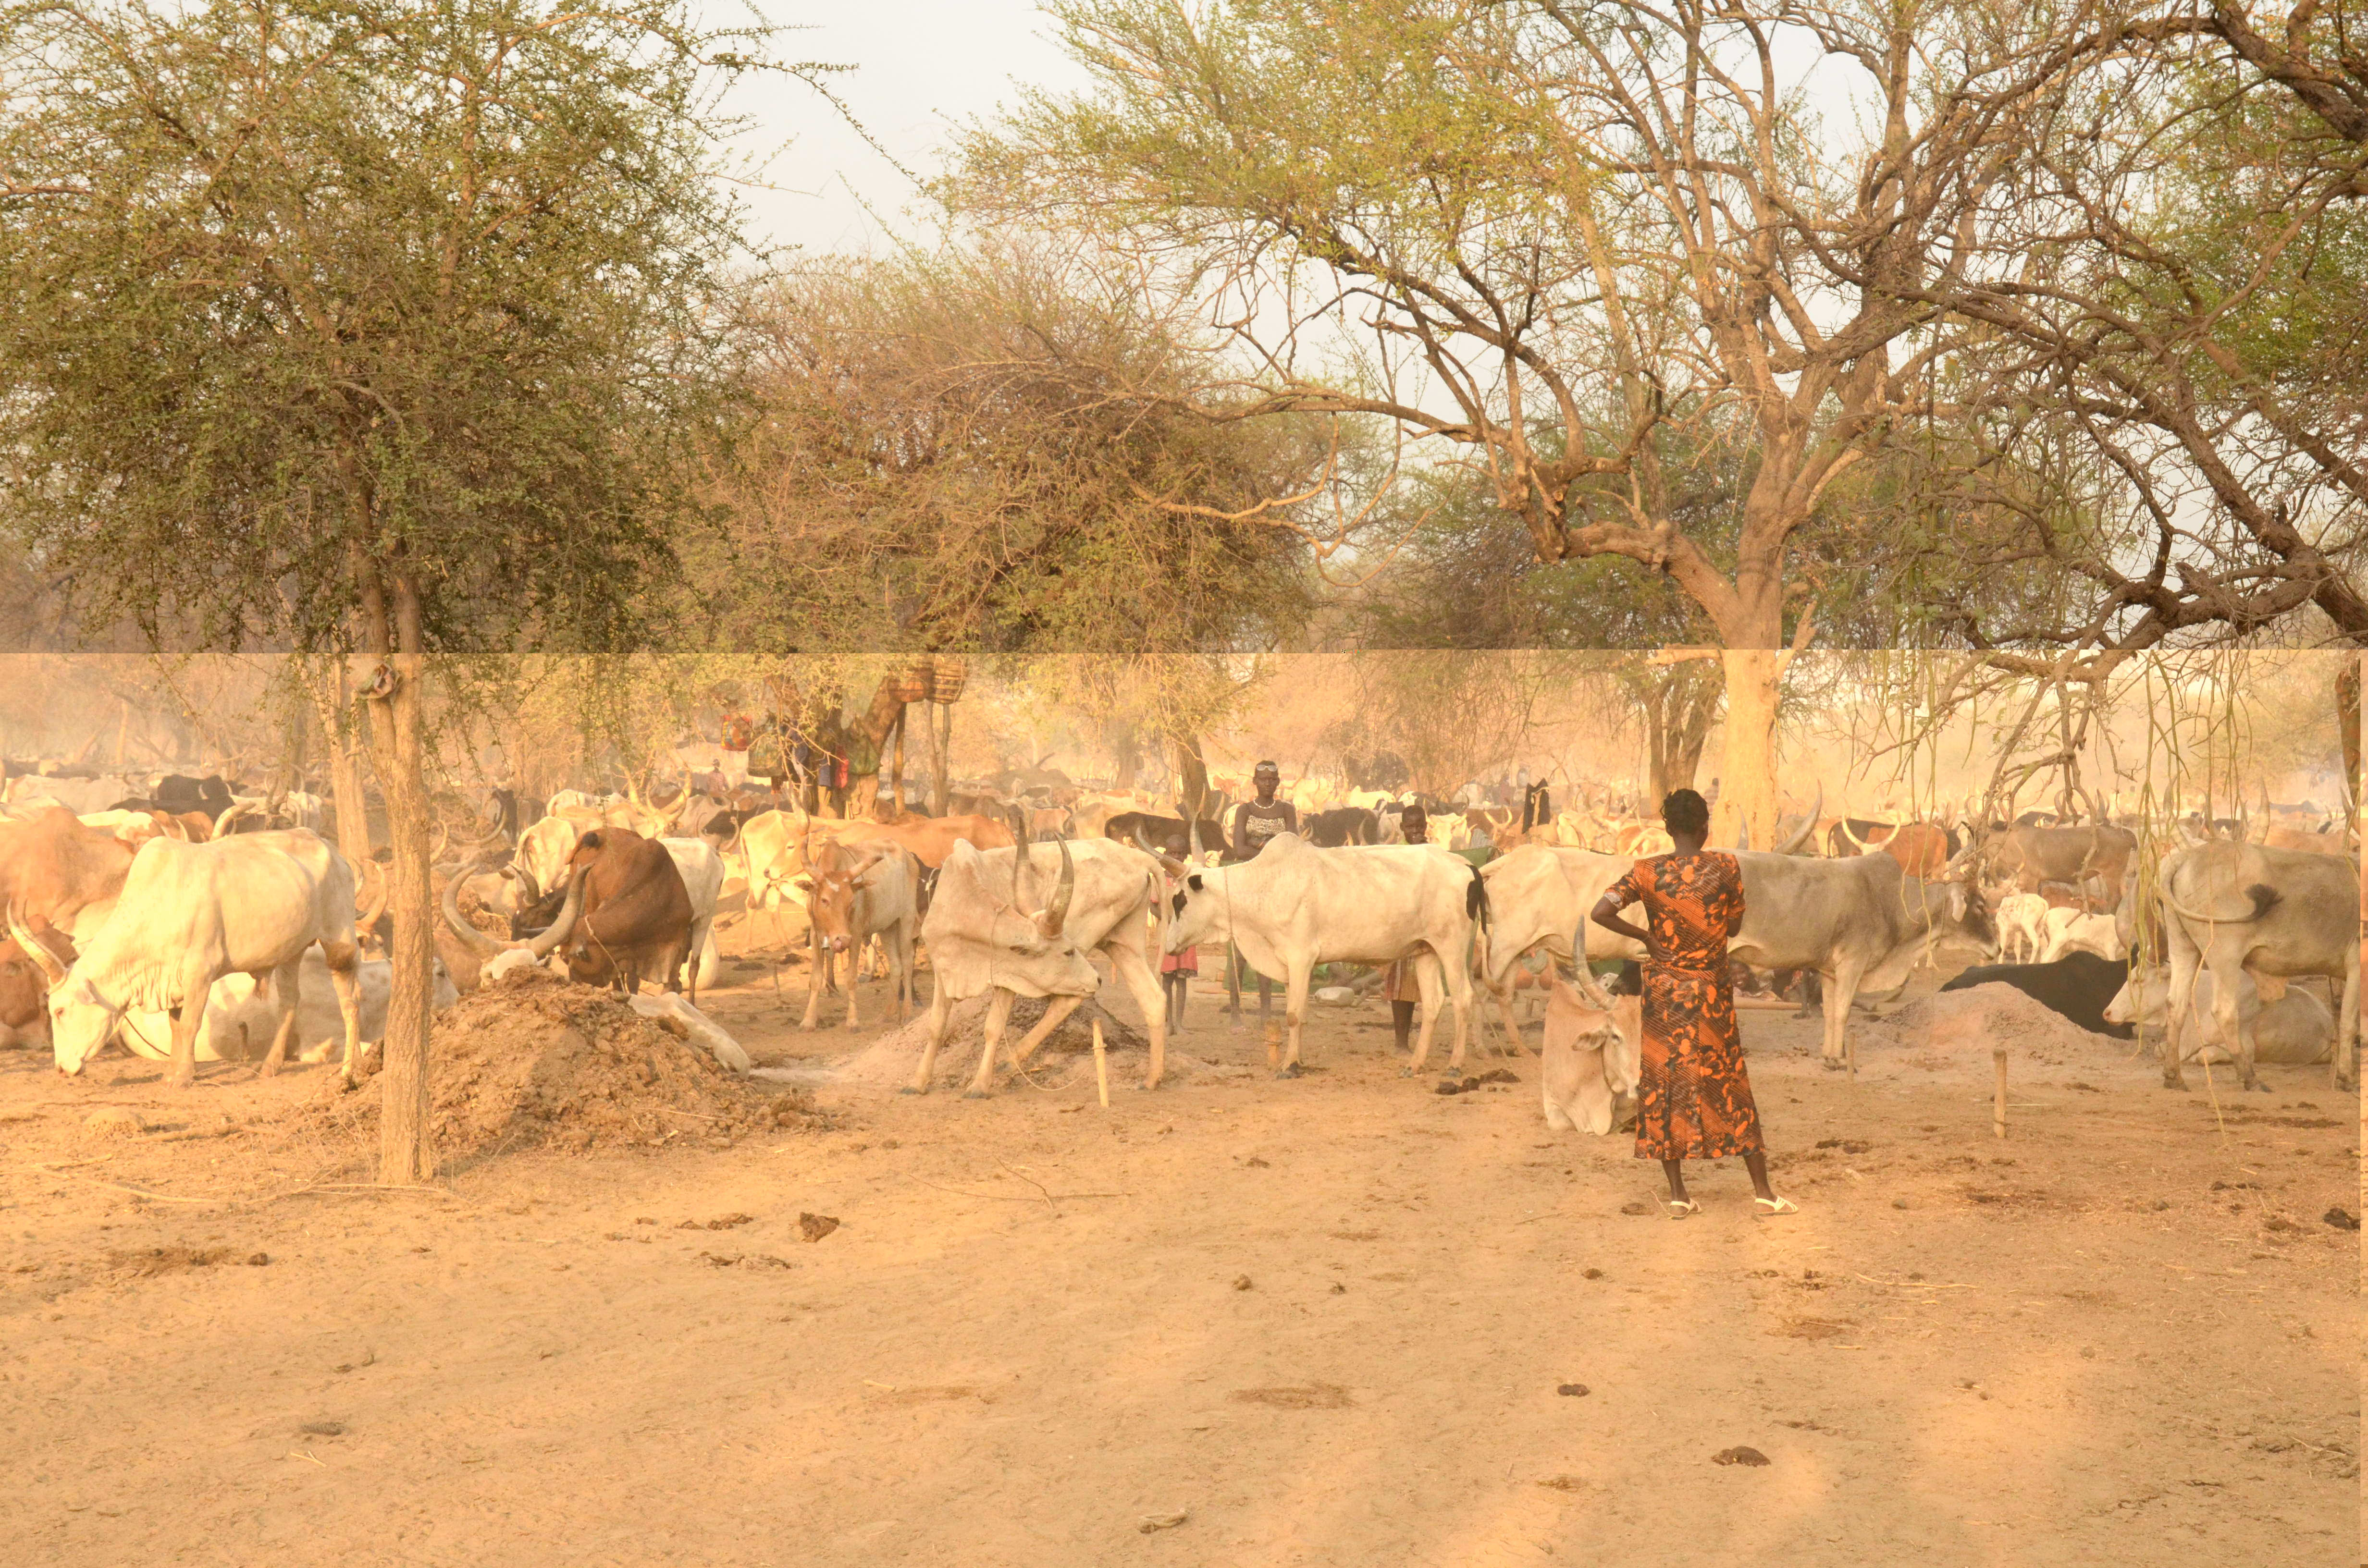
left=1224, top=761, right=1299, bottom=1018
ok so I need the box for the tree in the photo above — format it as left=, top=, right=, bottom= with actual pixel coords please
left=695, top=239, right=1333, bottom=659
left=960, top=0, right=2065, bottom=847
left=0, top=0, right=773, bottom=1180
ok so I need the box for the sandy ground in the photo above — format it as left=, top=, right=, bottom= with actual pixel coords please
left=1, top=916, right=2358, bottom=1568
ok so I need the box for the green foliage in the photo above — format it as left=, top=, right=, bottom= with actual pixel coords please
left=0, top=0, right=765, bottom=657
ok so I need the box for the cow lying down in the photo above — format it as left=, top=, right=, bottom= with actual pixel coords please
left=2105, top=968, right=2334, bottom=1066
left=1540, top=963, right=1643, bottom=1136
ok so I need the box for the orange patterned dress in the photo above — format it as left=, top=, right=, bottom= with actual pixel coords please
left=1603, top=850, right=1764, bottom=1162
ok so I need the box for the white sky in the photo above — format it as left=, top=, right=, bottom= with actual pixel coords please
left=718, top=2, right=1088, bottom=257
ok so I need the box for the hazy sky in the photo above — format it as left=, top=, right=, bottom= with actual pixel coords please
left=722, top=2, right=1087, bottom=257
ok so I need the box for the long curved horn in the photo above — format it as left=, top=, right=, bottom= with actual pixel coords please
left=525, top=868, right=585, bottom=959
left=212, top=797, right=254, bottom=837
left=440, top=865, right=505, bottom=957
left=1038, top=834, right=1076, bottom=937
left=1774, top=782, right=1821, bottom=855
left=1009, top=807, right=1033, bottom=905
left=1188, top=817, right=1204, bottom=859
left=6, top=901, right=67, bottom=986
left=354, top=863, right=389, bottom=931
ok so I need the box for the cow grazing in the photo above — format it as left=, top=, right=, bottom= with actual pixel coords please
left=2155, top=842, right=2359, bottom=1091
left=1939, top=953, right=2135, bottom=1039
left=2104, top=968, right=2336, bottom=1066
left=16, top=829, right=365, bottom=1087
left=1726, top=848, right=1996, bottom=1072
left=795, top=838, right=921, bottom=1029
left=1162, top=833, right=1488, bottom=1078
left=907, top=836, right=1170, bottom=1097
left=533, top=829, right=695, bottom=996
left=439, top=860, right=591, bottom=984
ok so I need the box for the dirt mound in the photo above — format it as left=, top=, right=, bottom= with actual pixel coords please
left=1879, top=983, right=2126, bottom=1065
left=308, top=968, right=820, bottom=1161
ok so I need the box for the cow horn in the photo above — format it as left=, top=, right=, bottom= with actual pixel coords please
left=1038, top=834, right=1076, bottom=938
left=524, top=869, right=585, bottom=959
left=212, top=797, right=254, bottom=837
left=440, top=865, right=506, bottom=957
left=6, top=901, right=67, bottom=986
left=510, top=859, right=541, bottom=906
left=354, top=863, right=389, bottom=931
left=1189, top=817, right=1205, bottom=860
left=1008, top=807, right=1034, bottom=906
left=1775, top=783, right=1820, bottom=855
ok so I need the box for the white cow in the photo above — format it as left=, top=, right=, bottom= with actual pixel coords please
left=1162, top=833, right=1484, bottom=1078
left=115, top=950, right=459, bottom=1065
left=514, top=814, right=580, bottom=904
left=1475, top=845, right=1644, bottom=1052
left=1995, top=892, right=2049, bottom=964
left=2104, top=968, right=2335, bottom=1066
left=17, top=829, right=365, bottom=1086
left=1540, top=970, right=1642, bottom=1135
left=658, top=836, right=725, bottom=1001
left=908, top=837, right=1169, bottom=1097
left=2156, top=841, right=2359, bottom=1090
left=2036, top=906, right=2126, bottom=965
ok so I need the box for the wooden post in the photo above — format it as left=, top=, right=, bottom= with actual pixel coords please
left=1093, top=1018, right=1110, bottom=1109
left=1993, top=1050, right=2008, bottom=1139
left=890, top=706, right=907, bottom=817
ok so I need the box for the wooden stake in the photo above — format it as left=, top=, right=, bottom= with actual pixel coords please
left=1992, top=1049, right=2008, bottom=1139
left=1092, top=1018, right=1110, bottom=1108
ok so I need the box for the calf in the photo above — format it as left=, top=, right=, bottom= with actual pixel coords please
left=2037, top=907, right=2125, bottom=965
left=1539, top=968, right=1642, bottom=1136
left=796, top=838, right=921, bottom=1029
left=1939, top=952, right=2134, bottom=1039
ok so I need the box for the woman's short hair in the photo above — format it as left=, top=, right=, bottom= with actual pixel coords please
left=1662, top=788, right=1710, bottom=837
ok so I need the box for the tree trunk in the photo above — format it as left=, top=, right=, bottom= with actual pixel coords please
left=2338, top=656, right=2359, bottom=818
left=934, top=703, right=953, bottom=817
left=308, top=664, right=373, bottom=868
left=360, top=652, right=434, bottom=1185
left=890, top=708, right=907, bottom=815
left=1174, top=734, right=1211, bottom=819
left=1643, top=689, right=1668, bottom=799
left=1111, top=721, right=1141, bottom=792
left=1712, top=649, right=1783, bottom=852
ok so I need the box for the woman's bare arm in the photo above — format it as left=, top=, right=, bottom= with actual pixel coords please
left=1590, top=895, right=1653, bottom=954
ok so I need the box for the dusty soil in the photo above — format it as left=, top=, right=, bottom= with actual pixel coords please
left=0, top=920, right=2356, bottom=1568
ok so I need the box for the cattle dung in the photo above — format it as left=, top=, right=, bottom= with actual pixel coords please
left=303, top=967, right=819, bottom=1161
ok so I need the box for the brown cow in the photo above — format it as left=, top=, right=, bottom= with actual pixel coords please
left=0, top=807, right=137, bottom=933
left=547, top=828, right=695, bottom=994
left=1880, top=822, right=1952, bottom=878
left=1983, top=822, right=2139, bottom=907
left=0, top=921, right=74, bottom=1051
left=828, top=813, right=1017, bottom=870
left=795, top=838, right=921, bottom=1029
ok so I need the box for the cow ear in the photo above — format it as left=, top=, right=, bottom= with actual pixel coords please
left=1949, top=887, right=1967, bottom=920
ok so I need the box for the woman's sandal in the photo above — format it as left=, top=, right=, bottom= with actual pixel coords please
left=1665, top=1197, right=1702, bottom=1219
left=1753, top=1195, right=1798, bottom=1216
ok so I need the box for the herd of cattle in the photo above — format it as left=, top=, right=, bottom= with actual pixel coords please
left=0, top=765, right=2357, bottom=1139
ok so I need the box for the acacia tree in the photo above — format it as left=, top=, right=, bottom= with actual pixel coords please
left=0, top=0, right=776, bottom=1180
left=961, top=0, right=2068, bottom=846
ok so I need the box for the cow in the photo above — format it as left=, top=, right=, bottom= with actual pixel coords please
left=532, top=829, right=695, bottom=996
left=439, top=860, right=591, bottom=984
left=906, top=836, right=1170, bottom=1097
left=0, top=806, right=137, bottom=940
left=0, top=921, right=74, bottom=1051
left=1307, top=807, right=1380, bottom=847
left=1161, top=833, right=1488, bottom=1078
left=113, top=948, right=460, bottom=1066
left=658, top=836, right=726, bottom=1003
left=2104, top=968, right=2336, bottom=1066
left=16, top=829, right=366, bottom=1087
left=1880, top=822, right=1957, bottom=877
left=514, top=813, right=582, bottom=902
left=827, top=812, right=1018, bottom=869
left=1725, top=848, right=1996, bottom=1072
left=1995, top=891, right=2049, bottom=964
left=151, top=774, right=235, bottom=819
left=1025, top=806, right=1073, bottom=843
left=1474, top=845, right=1645, bottom=1052
left=794, top=838, right=921, bottom=1029
left=1539, top=965, right=1643, bottom=1136
left=1827, top=815, right=1897, bottom=857
left=1103, top=809, right=1228, bottom=858
left=1939, top=952, right=2134, bottom=1038
left=2036, top=907, right=2125, bottom=965
left=731, top=807, right=815, bottom=918
left=1980, top=822, right=2139, bottom=908
left=2154, top=841, right=2359, bottom=1091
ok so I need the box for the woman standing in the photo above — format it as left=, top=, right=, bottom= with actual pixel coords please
left=1589, top=789, right=1794, bottom=1218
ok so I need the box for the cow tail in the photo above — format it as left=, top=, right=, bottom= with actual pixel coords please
left=1467, top=862, right=1491, bottom=934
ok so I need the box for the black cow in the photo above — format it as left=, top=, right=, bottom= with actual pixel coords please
left=1307, top=807, right=1379, bottom=847
left=153, top=774, right=234, bottom=817
left=1938, top=952, right=2134, bottom=1039
left=1105, top=810, right=1230, bottom=858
